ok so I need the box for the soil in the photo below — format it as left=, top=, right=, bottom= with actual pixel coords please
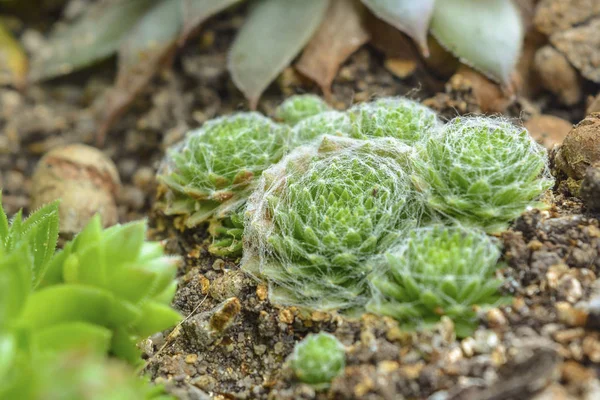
left=2, top=4, right=600, bottom=400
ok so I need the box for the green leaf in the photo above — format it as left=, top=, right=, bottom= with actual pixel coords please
left=22, top=202, right=60, bottom=287
left=33, top=322, right=112, bottom=355
left=135, top=301, right=181, bottom=337
left=0, top=21, right=28, bottom=88
left=430, top=0, right=524, bottom=84
left=29, top=0, right=158, bottom=81
left=19, top=284, right=114, bottom=330
left=0, top=194, right=9, bottom=244
left=228, top=0, right=329, bottom=108
left=361, top=0, right=435, bottom=55
left=0, top=245, right=32, bottom=327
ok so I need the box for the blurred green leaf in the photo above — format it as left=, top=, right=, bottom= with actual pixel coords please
left=29, top=0, right=158, bottom=81
left=430, top=0, right=523, bottom=85
left=228, top=0, right=329, bottom=109
left=361, top=0, right=434, bottom=55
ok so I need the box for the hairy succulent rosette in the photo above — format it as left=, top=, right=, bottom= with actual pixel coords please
left=275, top=94, right=331, bottom=125
left=349, top=97, right=440, bottom=145
left=291, top=332, right=345, bottom=386
left=23, top=216, right=181, bottom=364
left=413, top=117, right=553, bottom=232
left=289, top=110, right=352, bottom=147
left=157, top=112, right=289, bottom=229
left=368, top=225, right=506, bottom=337
left=243, top=135, right=420, bottom=310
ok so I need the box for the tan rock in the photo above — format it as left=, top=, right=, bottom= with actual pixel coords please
left=525, top=115, right=573, bottom=149
left=534, top=45, right=582, bottom=105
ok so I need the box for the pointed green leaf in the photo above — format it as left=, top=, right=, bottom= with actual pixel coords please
left=19, top=284, right=114, bottom=330
left=33, top=322, right=112, bottom=355
left=0, top=245, right=32, bottom=327
left=135, top=301, right=181, bottom=337
left=430, top=0, right=523, bottom=84
left=0, top=194, right=9, bottom=243
left=228, top=0, right=329, bottom=108
left=361, top=0, right=435, bottom=55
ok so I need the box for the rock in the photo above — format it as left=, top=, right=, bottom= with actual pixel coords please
left=550, top=18, right=600, bottom=83
left=525, top=115, right=572, bottom=149
left=555, top=113, right=600, bottom=180
left=533, top=0, right=600, bottom=35
left=534, top=46, right=582, bottom=105
left=580, top=164, right=600, bottom=211
left=181, top=297, right=241, bottom=350
left=452, top=66, right=515, bottom=114
left=30, top=143, right=120, bottom=235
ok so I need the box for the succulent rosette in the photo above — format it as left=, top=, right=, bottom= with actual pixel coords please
left=291, top=332, right=345, bottom=386
left=242, top=135, right=420, bottom=310
left=368, top=225, right=506, bottom=337
left=412, top=117, right=553, bottom=232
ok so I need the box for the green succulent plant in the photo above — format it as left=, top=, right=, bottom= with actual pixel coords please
left=289, top=110, right=352, bottom=147
left=242, top=135, right=420, bottom=310
left=412, top=117, right=553, bottom=232
left=0, top=197, right=177, bottom=397
left=367, top=225, right=506, bottom=337
left=291, top=332, right=345, bottom=387
left=158, top=112, right=289, bottom=256
left=275, top=94, right=332, bottom=125
left=348, top=97, right=440, bottom=145
left=29, top=215, right=182, bottom=364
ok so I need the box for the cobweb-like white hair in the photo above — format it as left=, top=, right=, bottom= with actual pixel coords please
left=242, top=135, right=423, bottom=310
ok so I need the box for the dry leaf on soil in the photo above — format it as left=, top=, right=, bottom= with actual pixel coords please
left=296, top=0, right=370, bottom=97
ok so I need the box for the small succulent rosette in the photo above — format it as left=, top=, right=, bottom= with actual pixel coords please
left=348, top=97, right=441, bottom=145
left=367, top=225, right=508, bottom=337
left=157, top=112, right=290, bottom=256
left=412, top=117, right=554, bottom=232
left=242, top=135, right=421, bottom=311
left=289, top=110, right=352, bottom=148
left=290, top=332, right=346, bottom=387
left=275, top=94, right=332, bottom=125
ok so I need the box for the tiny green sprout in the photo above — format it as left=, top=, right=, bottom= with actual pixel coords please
left=243, top=135, right=419, bottom=310
left=289, top=110, right=352, bottom=147
left=291, top=332, right=345, bottom=386
left=157, top=112, right=289, bottom=232
left=24, top=215, right=181, bottom=364
left=348, top=97, right=440, bottom=145
left=413, top=117, right=554, bottom=232
left=207, top=208, right=245, bottom=257
left=275, top=94, right=331, bottom=125
left=367, top=225, right=506, bottom=338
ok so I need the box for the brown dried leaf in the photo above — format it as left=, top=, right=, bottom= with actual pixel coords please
left=96, top=0, right=182, bottom=145
left=295, top=0, right=369, bottom=97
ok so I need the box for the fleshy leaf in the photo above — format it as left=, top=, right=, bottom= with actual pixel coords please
left=296, top=0, right=370, bottom=97
left=180, top=0, right=243, bottom=43
left=33, top=322, right=112, bottom=355
left=430, top=0, right=524, bottom=85
left=97, top=0, right=183, bottom=144
left=361, top=0, right=435, bottom=55
left=228, top=0, right=329, bottom=109
left=0, top=21, right=28, bottom=88
left=29, top=0, right=157, bottom=81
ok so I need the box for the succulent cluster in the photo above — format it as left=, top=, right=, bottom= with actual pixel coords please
left=413, top=117, right=553, bottom=232
left=290, top=332, right=345, bottom=386
left=367, top=225, right=506, bottom=337
left=0, top=197, right=179, bottom=398
left=160, top=95, right=553, bottom=335
left=243, top=136, right=417, bottom=310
